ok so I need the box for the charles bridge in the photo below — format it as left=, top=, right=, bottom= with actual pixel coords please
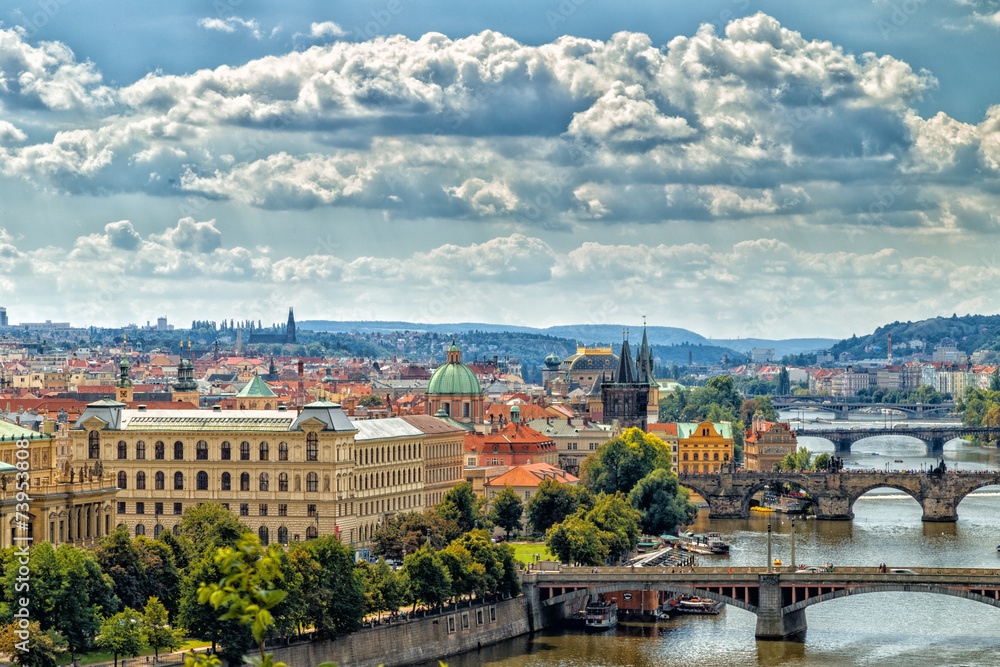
left=677, top=469, right=1000, bottom=521
left=523, top=566, right=1000, bottom=639
left=803, top=424, right=1000, bottom=454
left=771, top=396, right=958, bottom=420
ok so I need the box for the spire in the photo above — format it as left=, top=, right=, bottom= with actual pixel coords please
left=614, top=331, right=636, bottom=384
left=637, top=319, right=655, bottom=385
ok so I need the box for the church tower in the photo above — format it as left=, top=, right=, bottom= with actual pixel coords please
left=636, top=322, right=659, bottom=425
left=601, top=329, right=650, bottom=430
left=116, top=336, right=134, bottom=404
left=171, top=341, right=200, bottom=405
left=285, top=307, right=296, bottom=344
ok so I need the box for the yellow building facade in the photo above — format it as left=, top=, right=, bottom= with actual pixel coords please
left=676, top=421, right=733, bottom=474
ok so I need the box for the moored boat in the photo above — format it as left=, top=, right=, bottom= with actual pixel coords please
left=584, top=598, right=618, bottom=631
left=675, top=596, right=725, bottom=615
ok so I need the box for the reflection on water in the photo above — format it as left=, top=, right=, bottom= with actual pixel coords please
left=426, top=429, right=1000, bottom=667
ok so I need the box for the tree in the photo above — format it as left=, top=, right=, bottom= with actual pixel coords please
left=488, top=485, right=524, bottom=539
left=371, top=512, right=456, bottom=560
left=526, top=479, right=593, bottom=534
left=582, top=427, right=672, bottom=495
left=436, top=482, right=491, bottom=534
left=358, top=394, right=383, bottom=407
left=96, top=609, right=146, bottom=667
left=357, top=559, right=406, bottom=620
left=627, top=469, right=698, bottom=535
left=586, top=493, right=642, bottom=562
left=0, top=622, right=64, bottom=667
left=294, top=535, right=365, bottom=640
left=438, top=544, right=484, bottom=604
left=777, top=367, right=791, bottom=395
left=136, top=536, right=183, bottom=618
left=178, top=551, right=252, bottom=659
left=95, top=528, right=148, bottom=612
left=402, top=545, right=451, bottom=611
left=780, top=446, right=814, bottom=471
left=141, top=597, right=184, bottom=661
left=991, top=368, right=1000, bottom=392
left=179, top=503, right=248, bottom=555
left=545, top=510, right=611, bottom=566
left=814, top=453, right=832, bottom=471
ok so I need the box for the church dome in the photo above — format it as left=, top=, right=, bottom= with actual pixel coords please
left=544, top=353, right=562, bottom=369
left=427, top=342, right=481, bottom=396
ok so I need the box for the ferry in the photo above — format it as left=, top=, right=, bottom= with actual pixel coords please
left=584, top=598, right=618, bottom=631
left=675, top=596, right=725, bottom=615
left=664, top=532, right=730, bottom=555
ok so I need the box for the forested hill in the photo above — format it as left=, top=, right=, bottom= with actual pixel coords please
left=829, top=314, right=1000, bottom=359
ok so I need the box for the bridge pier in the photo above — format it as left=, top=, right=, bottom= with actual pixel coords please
left=831, top=436, right=853, bottom=454
left=921, top=496, right=958, bottom=522
left=755, top=574, right=807, bottom=639
left=927, top=436, right=945, bottom=455
left=813, top=493, right=853, bottom=520
left=704, top=493, right=748, bottom=519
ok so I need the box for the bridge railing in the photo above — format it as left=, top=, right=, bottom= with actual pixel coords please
left=537, top=565, right=1000, bottom=579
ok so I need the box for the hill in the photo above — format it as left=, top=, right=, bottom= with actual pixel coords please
left=828, top=314, right=1000, bottom=360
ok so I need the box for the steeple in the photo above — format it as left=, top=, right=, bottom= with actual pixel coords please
left=637, top=319, right=655, bottom=385
left=614, top=330, right=636, bottom=384
left=286, top=307, right=296, bottom=343
left=116, top=334, right=133, bottom=403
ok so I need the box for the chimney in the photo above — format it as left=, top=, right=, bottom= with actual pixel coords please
left=297, top=360, right=305, bottom=407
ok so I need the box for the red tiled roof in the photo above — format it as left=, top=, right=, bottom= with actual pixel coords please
left=484, top=462, right=579, bottom=488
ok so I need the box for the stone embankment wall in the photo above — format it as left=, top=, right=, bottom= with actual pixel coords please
left=257, top=597, right=529, bottom=667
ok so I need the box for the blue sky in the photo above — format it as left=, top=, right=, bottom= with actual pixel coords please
left=2, top=0, right=1000, bottom=339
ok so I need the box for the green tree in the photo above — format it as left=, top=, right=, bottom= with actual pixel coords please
left=0, top=622, right=64, bottom=667
left=294, top=535, right=365, bottom=640
left=95, top=528, right=148, bottom=612
left=582, top=427, right=672, bottom=495
left=358, top=394, right=384, bottom=407
left=991, top=368, right=1000, bottom=392
left=136, top=536, right=183, bottom=618
left=438, top=544, right=484, bottom=604
left=96, top=609, right=146, bottom=667
left=526, top=479, right=593, bottom=534
left=777, top=367, right=791, bottom=395
left=402, top=545, right=451, bottom=611
left=627, top=469, right=698, bottom=535
left=141, top=597, right=183, bottom=661
left=357, top=559, right=406, bottom=620
left=178, top=551, right=252, bottom=658
left=545, top=510, right=611, bottom=566
left=488, top=485, right=524, bottom=539
left=372, top=511, right=457, bottom=560
left=179, top=503, right=248, bottom=555
left=781, top=446, right=814, bottom=471
left=586, top=493, right=642, bottom=562
left=814, top=453, right=832, bottom=471
left=436, top=482, right=491, bottom=534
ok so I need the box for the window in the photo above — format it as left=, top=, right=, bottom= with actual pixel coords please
left=155, top=502, right=163, bottom=515
left=136, top=524, right=145, bottom=537
left=221, top=503, right=229, bottom=510
left=259, top=503, right=268, bottom=516
left=240, top=503, right=249, bottom=516
left=306, top=433, right=318, bottom=461
left=306, top=472, right=318, bottom=492
left=136, top=471, right=146, bottom=490
left=589, top=443, right=597, bottom=450
left=117, top=501, right=125, bottom=514
left=278, top=526, right=288, bottom=545
left=683, top=453, right=688, bottom=461
left=240, top=441, right=250, bottom=460
left=240, top=473, right=250, bottom=492
left=260, top=442, right=269, bottom=461
left=279, top=442, right=288, bottom=461
left=136, top=441, right=146, bottom=460
left=155, top=441, right=164, bottom=460
left=154, top=524, right=163, bottom=538
left=259, top=472, right=269, bottom=492
left=278, top=504, right=288, bottom=517
left=174, top=471, right=184, bottom=490
left=306, top=526, right=318, bottom=540
left=88, top=431, right=100, bottom=459
left=155, top=471, right=165, bottom=490
left=173, top=502, right=182, bottom=515
left=197, top=471, right=209, bottom=490
left=221, top=472, right=231, bottom=491
left=117, top=470, right=127, bottom=488
left=307, top=504, right=317, bottom=517
left=174, top=441, right=184, bottom=460
left=278, top=473, right=288, bottom=492
left=136, top=502, right=145, bottom=515
left=117, top=441, right=127, bottom=459
left=258, top=525, right=269, bottom=545
left=197, top=441, right=208, bottom=460
left=714, top=453, right=719, bottom=461
left=221, top=441, right=231, bottom=460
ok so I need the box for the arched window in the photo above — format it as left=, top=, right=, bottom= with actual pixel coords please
left=172, top=525, right=180, bottom=536
left=278, top=473, right=288, bottom=492
left=155, top=441, right=164, bottom=460
left=88, top=431, right=100, bottom=459
left=306, top=472, right=318, bottom=492
left=278, top=526, right=288, bottom=545
left=221, top=441, right=231, bottom=460
left=117, top=441, right=127, bottom=459
left=260, top=442, right=269, bottom=461
left=197, top=471, right=209, bottom=490
left=136, top=524, right=146, bottom=537
left=364, top=449, right=369, bottom=465
left=196, top=441, right=208, bottom=460
left=279, top=442, right=288, bottom=461
left=136, top=441, right=146, bottom=460
left=155, top=471, right=165, bottom=490
left=117, top=471, right=127, bottom=489
left=240, top=473, right=250, bottom=492
left=173, top=471, right=184, bottom=490
left=306, top=525, right=318, bottom=540
left=173, top=441, right=184, bottom=460
left=240, top=441, right=250, bottom=460
left=306, top=433, right=318, bottom=461
left=259, top=472, right=269, bottom=492
left=154, top=524, right=163, bottom=538
left=258, top=526, right=269, bottom=545
left=221, top=472, right=231, bottom=491
left=136, top=471, right=146, bottom=490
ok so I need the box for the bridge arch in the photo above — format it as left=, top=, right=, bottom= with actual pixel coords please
left=954, top=480, right=1000, bottom=507
left=541, top=582, right=757, bottom=614
left=847, top=483, right=923, bottom=513
left=784, top=584, right=1000, bottom=614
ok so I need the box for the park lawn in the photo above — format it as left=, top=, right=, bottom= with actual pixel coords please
left=59, top=639, right=212, bottom=666
left=510, top=541, right=553, bottom=565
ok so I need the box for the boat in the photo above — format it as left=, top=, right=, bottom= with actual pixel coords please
left=584, top=598, right=618, bottom=631
left=760, top=492, right=810, bottom=514
left=894, top=459, right=904, bottom=463
left=670, top=532, right=730, bottom=555
left=675, top=596, right=725, bottom=615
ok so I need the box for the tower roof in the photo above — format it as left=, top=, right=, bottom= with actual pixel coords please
left=614, top=334, right=636, bottom=384
left=236, top=374, right=277, bottom=398
left=428, top=343, right=481, bottom=396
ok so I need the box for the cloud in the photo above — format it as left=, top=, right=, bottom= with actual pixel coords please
left=0, top=121, right=26, bottom=144
left=197, top=17, right=263, bottom=39
left=310, top=22, right=347, bottom=39
left=150, top=217, right=223, bottom=253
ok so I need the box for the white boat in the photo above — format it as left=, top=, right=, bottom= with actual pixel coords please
left=584, top=599, right=618, bottom=631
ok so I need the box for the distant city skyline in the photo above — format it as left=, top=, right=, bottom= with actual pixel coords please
left=3, top=2, right=1000, bottom=339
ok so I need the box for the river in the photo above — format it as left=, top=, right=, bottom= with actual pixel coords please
left=429, top=416, right=1000, bottom=667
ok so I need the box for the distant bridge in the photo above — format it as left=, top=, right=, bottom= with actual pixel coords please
left=771, top=396, right=958, bottom=421
left=677, top=469, right=1000, bottom=521
left=803, top=424, right=1000, bottom=454
left=523, top=566, right=1000, bottom=639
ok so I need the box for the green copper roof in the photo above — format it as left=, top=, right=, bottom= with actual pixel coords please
left=427, top=360, right=481, bottom=396
left=0, top=420, right=51, bottom=441
left=236, top=374, right=277, bottom=398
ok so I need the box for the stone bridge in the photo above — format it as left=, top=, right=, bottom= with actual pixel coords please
left=772, top=397, right=957, bottom=420
left=802, top=425, right=1000, bottom=454
left=677, top=470, right=1000, bottom=521
left=523, top=566, right=1000, bottom=639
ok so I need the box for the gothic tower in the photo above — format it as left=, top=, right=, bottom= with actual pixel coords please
left=601, top=329, right=650, bottom=430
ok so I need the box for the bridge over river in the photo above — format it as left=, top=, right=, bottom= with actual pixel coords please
left=772, top=396, right=958, bottom=420
left=677, top=469, right=1000, bottom=521
left=802, top=424, right=1000, bottom=454
left=524, top=566, right=1000, bottom=639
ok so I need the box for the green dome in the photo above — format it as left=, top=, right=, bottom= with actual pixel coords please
left=544, top=352, right=561, bottom=368
left=427, top=360, right=481, bottom=396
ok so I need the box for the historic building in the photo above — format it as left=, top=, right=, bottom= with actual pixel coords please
left=483, top=462, right=579, bottom=526
left=400, top=414, right=465, bottom=508
left=464, top=406, right=558, bottom=467
left=526, top=417, right=617, bottom=477
left=676, top=421, right=734, bottom=474
left=743, top=416, right=798, bottom=472
left=424, top=341, right=484, bottom=424
left=600, top=327, right=658, bottom=430
left=170, top=343, right=199, bottom=405
left=249, top=307, right=297, bottom=345
left=557, top=345, right=618, bottom=392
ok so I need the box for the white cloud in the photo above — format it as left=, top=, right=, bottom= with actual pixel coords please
left=310, top=22, right=347, bottom=39
left=197, top=17, right=262, bottom=39
left=0, top=121, right=26, bottom=144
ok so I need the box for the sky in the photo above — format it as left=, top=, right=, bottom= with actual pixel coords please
left=2, top=1, right=1000, bottom=340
